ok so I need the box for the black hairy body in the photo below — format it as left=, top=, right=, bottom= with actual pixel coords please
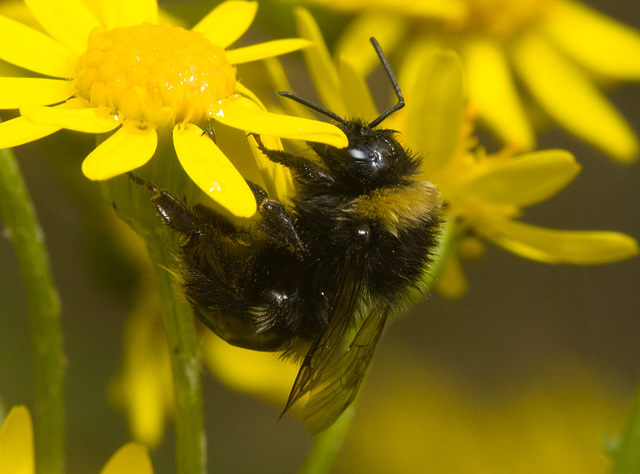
left=135, top=39, right=442, bottom=432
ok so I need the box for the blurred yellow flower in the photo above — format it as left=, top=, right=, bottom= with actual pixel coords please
left=110, top=284, right=174, bottom=448
left=279, top=8, right=638, bottom=299
left=0, top=0, right=348, bottom=217
left=0, top=406, right=153, bottom=474
left=341, top=357, right=626, bottom=473
left=287, top=0, right=640, bottom=162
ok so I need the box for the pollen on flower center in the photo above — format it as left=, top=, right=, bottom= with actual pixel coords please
left=74, top=23, right=237, bottom=126
left=449, top=0, right=556, bottom=38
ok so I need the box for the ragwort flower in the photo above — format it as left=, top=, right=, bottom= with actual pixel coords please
left=284, top=8, right=639, bottom=298
left=0, top=0, right=348, bottom=217
left=195, top=7, right=639, bottom=427
left=0, top=406, right=154, bottom=474
left=285, top=0, right=640, bottom=162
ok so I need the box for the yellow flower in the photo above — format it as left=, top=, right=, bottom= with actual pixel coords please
left=109, top=284, right=174, bottom=448
left=0, top=0, right=348, bottom=217
left=0, top=406, right=153, bottom=474
left=282, top=8, right=638, bottom=299
left=287, top=0, right=640, bottom=162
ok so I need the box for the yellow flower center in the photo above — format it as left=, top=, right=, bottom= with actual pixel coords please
left=73, top=23, right=236, bottom=127
left=449, top=0, right=556, bottom=39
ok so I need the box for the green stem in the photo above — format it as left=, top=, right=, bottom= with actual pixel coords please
left=297, top=217, right=462, bottom=473
left=0, top=148, right=65, bottom=474
left=145, top=240, right=206, bottom=474
left=298, top=407, right=355, bottom=474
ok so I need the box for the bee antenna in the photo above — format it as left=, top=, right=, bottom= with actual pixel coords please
left=367, top=37, right=404, bottom=128
left=277, top=91, right=350, bottom=126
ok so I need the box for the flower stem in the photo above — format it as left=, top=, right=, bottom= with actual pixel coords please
left=0, top=148, right=65, bottom=474
left=145, top=240, right=206, bottom=474
left=298, top=407, right=355, bottom=474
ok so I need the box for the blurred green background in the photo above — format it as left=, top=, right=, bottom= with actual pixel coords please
left=1, top=0, right=639, bottom=472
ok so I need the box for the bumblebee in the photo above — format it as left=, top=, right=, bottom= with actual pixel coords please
left=135, top=38, right=441, bottom=433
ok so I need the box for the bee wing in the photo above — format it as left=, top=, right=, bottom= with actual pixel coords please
left=282, top=252, right=390, bottom=433
left=282, top=259, right=365, bottom=414
left=301, top=304, right=389, bottom=433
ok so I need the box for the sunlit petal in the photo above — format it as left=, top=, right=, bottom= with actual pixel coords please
left=24, top=0, right=100, bottom=54
left=21, top=101, right=119, bottom=133
left=173, top=123, right=256, bottom=218
left=0, top=15, right=76, bottom=77
left=100, top=443, right=153, bottom=474
left=337, top=57, right=378, bottom=123
left=246, top=133, right=293, bottom=202
left=202, top=332, right=298, bottom=406
left=459, top=150, right=580, bottom=206
left=82, top=124, right=157, bottom=180
left=192, top=1, right=257, bottom=49
left=434, top=256, right=468, bottom=299
left=512, top=33, right=639, bottom=162
left=214, top=96, right=348, bottom=148
left=336, top=12, right=406, bottom=77
left=100, top=0, right=158, bottom=28
left=0, top=115, right=60, bottom=149
left=294, top=7, right=344, bottom=116
left=399, top=45, right=465, bottom=174
left=463, top=38, right=534, bottom=150
left=481, top=219, right=639, bottom=264
left=283, top=0, right=465, bottom=19
left=226, top=38, right=310, bottom=64
left=0, top=406, right=34, bottom=474
left=0, top=78, right=73, bottom=108
left=542, top=0, right=640, bottom=79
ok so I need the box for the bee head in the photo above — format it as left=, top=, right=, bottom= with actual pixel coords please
left=278, top=38, right=412, bottom=189
left=310, top=121, right=418, bottom=188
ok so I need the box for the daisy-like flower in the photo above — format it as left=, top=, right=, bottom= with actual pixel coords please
left=0, top=405, right=154, bottom=474
left=0, top=0, right=348, bottom=217
left=280, top=8, right=639, bottom=296
left=197, top=7, right=639, bottom=418
left=283, top=0, right=640, bottom=162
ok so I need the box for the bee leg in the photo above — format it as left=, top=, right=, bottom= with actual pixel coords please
left=247, top=181, right=306, bottom=255
left=249, top=133, right=334, bottom=184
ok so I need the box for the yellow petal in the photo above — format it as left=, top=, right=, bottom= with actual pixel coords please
left=82, top=124, right=157, bottom=180
left=99, top=0, right=158, bottom=29
left=434, top=256, right=468, bottom=299
left=463, top=38, right=534, bottom=150
left=0, top=406, right=34, bottom=474
left=284, top=0, right=465, bottom=19
left=110, top=292, right=173, bottom=448
left=226, top=38, right=310, bottom=64
left=100, top=443, right=153, bottom=474
left=294, top=7, right=345, bottom=117
left=246, top=133, right=293, bottom=203
left=20, top=101, right=119, bottom=133
left=214, top=95, right=348, bottom=148
left=0, top=78, right=73, bottom=108
left=0, top=15, right=75, bottom=77
left=542, top=0, right=640, bottom=79
left=0, top=115, right=60, bottom=149
left=192, top=1, right=257, bottom=48
left=173, top=123, right=256, bottom=218
left=336, top=12, right=405, bottom=77
left=24, top=0, right=100, bottom=54
left=459, top=150, right=580, bottom=207
left=263, top=58, right=315, bottom=119
left=337, top=57, right=379, bottom=124
left=512, top=33, right=639, bottom=162
left=399, top=44, right=465, bottom=174
left=481, top=219, right=639, bottom=264
left=202, top=332, right=297, bottom=406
